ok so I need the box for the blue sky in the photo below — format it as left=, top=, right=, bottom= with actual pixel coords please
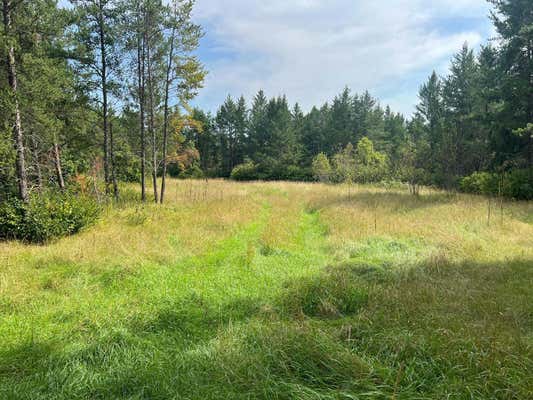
left=60, top=0, right=494, bottom=116
left=191, top=0, right=494, bottom=116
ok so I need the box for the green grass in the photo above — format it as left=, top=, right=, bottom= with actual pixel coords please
left=0, top=180, right=532, bottom=399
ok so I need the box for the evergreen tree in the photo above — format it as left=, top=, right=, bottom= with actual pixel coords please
left=442, top=43, right=480, bottom=177
left=159, top=0, right=205, bottom=203
left=1, top=0, right=29, bottom=201
left=327, top=87, right=354, bottom=152
left=71, top=0, right=122, bottom=197
left=489, top=0, right=533, bottom=170
left=301, top=105, right=328, bottom=164
left=416, top=71, right=445, bottom=182
left=248, top=90, right=268, bottom=162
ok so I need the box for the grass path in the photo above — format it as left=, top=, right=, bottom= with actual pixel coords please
left=1, top=180, right=532, bottom=399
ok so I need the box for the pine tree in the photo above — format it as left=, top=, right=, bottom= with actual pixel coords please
left=216, top=96, right=238, bottom=175
left=71, top=0, right=121, bottom=198
left=442, top=43, right=480, bottom=177
left=2, top=0, right=29, bottom=202
left=489, top=0, right=533, bottom=170
left=248, top=90, right=268, bottom=162
left=328, top=87, right=354, bottom=151
left=160, top=0, right=205, bottom=203
left=416, top=71, right=445, bottom=182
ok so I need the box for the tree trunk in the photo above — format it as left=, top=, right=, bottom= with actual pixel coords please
left=145, top=19, right=158, bottom=203
left=31, top=135, right=43, bottom=191
left=160, top=24, right=176, bottom=204
left=3, top=0, right=29, bottom=203
left=137, top=2, right=146, bottom=202
left=526, top=40, right=533, bottom=172
left=97, top=0, right=110, bottom=196
left=53, top=142, right=65, bottom=190
left=110, top=120, right=119, bottom=200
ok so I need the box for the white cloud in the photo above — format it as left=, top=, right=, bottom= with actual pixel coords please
left=193, top=0, right=493, bottom=115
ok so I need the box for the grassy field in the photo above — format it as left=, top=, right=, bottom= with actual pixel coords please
left=1, top=179, right=532, bottom=399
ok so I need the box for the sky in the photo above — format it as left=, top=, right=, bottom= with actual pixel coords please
left=59, top=0, right=495, bottom=116
left=191, top=0, right=495, bottom=116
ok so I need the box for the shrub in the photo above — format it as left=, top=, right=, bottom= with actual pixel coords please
left=312, top=153, right=332, bottom=183
left=0, top=192, right=100, bottom=243
left=354, top=137, right=389, bottom=183
left=460, top=169, right=533, bottom=200
left=230, top=161, right=260, bottom=181
left=331, top=143, right=356, bottom=183
left=0, top=199, right=25, bottom=240
left=285, top=165, right=313, bottom=181
left=268, top=164, right=310, bottom=181
left=459, top=172, right=497, bottom=195
left=178, top=164, right=204, bottom=179
left=329, top=138, right=389, bottom=184
left=504, top=169, right=533, bottom=200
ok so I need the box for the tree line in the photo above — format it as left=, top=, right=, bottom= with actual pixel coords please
left=1, top=0, right=205, bottom=205
left=1, top=0, right=532, bottom=206
left=177, top=0, right=531, bottom=198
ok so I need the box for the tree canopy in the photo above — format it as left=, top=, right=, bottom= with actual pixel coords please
left=1, top=0, right=531, bottom=201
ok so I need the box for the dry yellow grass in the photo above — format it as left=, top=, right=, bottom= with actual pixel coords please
left=1, top=180, right=531, bottom=307
left=0, top=179, right=532, bottom=399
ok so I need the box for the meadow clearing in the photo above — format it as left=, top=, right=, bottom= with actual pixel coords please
left=0, top=179, right=532, bottom=399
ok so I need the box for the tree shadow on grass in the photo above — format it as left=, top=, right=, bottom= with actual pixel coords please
left=134, top=294, right=264, bottom=339
left=0, top=341, right=56, bottom=379
left=2, top=255, right=532, bottom=399
left=84, top=256, right=533, bottom=399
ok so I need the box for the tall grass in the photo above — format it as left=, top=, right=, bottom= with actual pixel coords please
left=1, top=179, right=532, bottom=399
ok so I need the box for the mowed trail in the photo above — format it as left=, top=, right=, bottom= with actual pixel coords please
left=1, top=180, right=532, bottom=399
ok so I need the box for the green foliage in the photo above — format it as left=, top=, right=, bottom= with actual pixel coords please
left=215, top=96, right=249, bottom=175
left=230, top=161, right=260, bottom=181
left=2, top=0, right=532, bottom=204
left=114, top=144, right=142, bottom=183
left=0, top=192, right=100, bottom=243
left=178, top=163, right=205, bottom=180
left=460, top=172, right=498, bottom=195
left=0, top=126, right=16, bottom=198
left=312, top=153, right=332, bottom=183
left=329, top=138, right=389, bottom=184
left=396, top=135, right=430, bottom=194
left=354, top=137, right=389, bottom=183
left=282, top=165, right=312, bottom=181
left=331, top=143, right=356, bottom=183
left=460, top=169, right=533, bottom=200
left=504, top=169, right=533, bottom=200
left=228, top=160, right=310, bottom=182
left=260, top=163, right=311, bottom=181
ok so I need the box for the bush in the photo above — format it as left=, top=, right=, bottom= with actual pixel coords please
left=0, top=192, right=100, bottom=243
left=178, top=164, right=204, bottom=180
left=312, top=153, right=332, bottom=183
left=284, top=165, right=313, bottom=181
left=230, top=162, right=260, bottom=181
left=460, top=169, right=533, bottom=200
left=268, top=164, right=310, bottom=181
left=0, top=199, right=25, bottom=240
left=459, top=172, right=497, bottom=195
left=354, top=137, right=389, bottom=183
left=505, top=169, right=533, bottom=200
left=329, top=138, right=389, bottom=184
